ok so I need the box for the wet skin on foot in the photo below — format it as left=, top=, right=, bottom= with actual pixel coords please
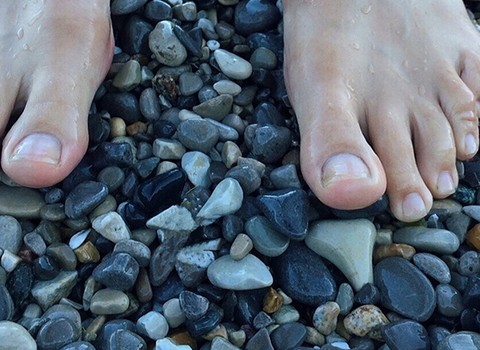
left=283, top=0, right=480, bottom=222
left=0, top=0, right=113, bottom=188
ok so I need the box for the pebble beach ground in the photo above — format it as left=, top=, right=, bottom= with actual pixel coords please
left=1, top=0, right=480, bottom=349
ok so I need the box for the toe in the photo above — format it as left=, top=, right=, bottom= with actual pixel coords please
left=299, top=90, right=387, bottom=210
left=1, top=71, right=90, bottom=188
left=412, top=101, right=458, bottom=198
left=439, top=69, right=479, bottom=160
left=368, top=104, right=432, bottom=222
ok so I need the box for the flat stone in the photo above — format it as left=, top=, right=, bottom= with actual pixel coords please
left=245, top=216, right=290, bottom=257
left=374, top=257, right=435, bottom=322
left=437, top=331, right=480, bottom=350
left=178, top=72, right=203, bottom=96
left=271, top=304, right=300, bottom=324
left=147, top=205, right=197, bottom=233
left=273, top=241, right=337, bottom=306
left=65, top=181, right=108, bottom=219
left=90, top=289, right=130, bottom=315
left=413, top=253, right=451, bottom=284
left=393, top=227, right=459, bottom=254
left=196, top=178, right=243, bottom=225
left=92, top=211, right=131, bottom=243
left=0, top=321, right=37, bottom=350
left=31, top=271, right=78, bottom=310
left=214, top=49, right=253, bottom=80
left=306, top=219, right=376, bottom=291
left=182, top=151, right=212, bottom=188
left=0, top=215, right=23, bottom=253
left=0, top=186, right=44, bottom=219
left=382, top=320, right=430, bottom=350
left=207, top=254, right=272, bottom=290
left=213, top=80, right=242, bottom=96
left=336, top=283, right=354, bottom=316
left=192, top=94, right=234, bottom=121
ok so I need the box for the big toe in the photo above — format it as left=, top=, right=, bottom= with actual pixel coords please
left=2, top=99, right=89, bottom=188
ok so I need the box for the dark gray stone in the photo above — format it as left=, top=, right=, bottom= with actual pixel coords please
left=92, top=253, right=140, bottom=291
left=65, top=181, right=109, bottom=219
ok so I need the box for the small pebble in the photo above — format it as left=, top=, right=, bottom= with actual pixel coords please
left=90, top=289, right=130, bottom=315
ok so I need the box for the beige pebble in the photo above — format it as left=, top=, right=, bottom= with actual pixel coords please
left=110, top=117, right=127, bottom=138
left=373, top=243, right=416, bottom=263
left=228, top=329, right=246, bottom=348
left=305, top=326, right=326, bottom=347
left=157, top=161, right=178, bottom=175
left=222, top=141, right=242, bottom=169
left=202, top=323, right=227, bottom=341
left=74, top=241, right=101, bottom=264
left=313, top=301, right=341, bottom=335
left=343, top=304, right=389, bottom=338
left=126, top=121, right=147, bottom=136
left=263, top=287, right=284, bottom=314
left=230, top=233, right=253, bottom=260
left=84, top=315, right=106, bottom=343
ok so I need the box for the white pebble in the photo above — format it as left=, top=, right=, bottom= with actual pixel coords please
left=214, top=49, right=253, bottom=80
left=137, top=311, right=169, bottom=340
left=146, top=205, right=197, bottom=233
left=181, top=151, right=212, bottom=188
left=1, top=250, right=22, bottom=272
left=163, top=298, right=186, bottom=328
left=92, top=212, right=131, bottom=243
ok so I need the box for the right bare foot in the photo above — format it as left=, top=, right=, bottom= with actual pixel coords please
left=283, top=0, right=480, bottom=222
left=0, top=0, right=113, bottom=188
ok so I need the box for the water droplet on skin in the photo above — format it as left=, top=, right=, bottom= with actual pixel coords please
left=28, top=10, right=43, bottom=26
left=352, top=42, right=360, bottom=50
left=17, top=27, right=24, bottom=40
left=346, top=80, right=355, bottom=92
left=22, top=43, right=32, bottom=51
left=361, top=5, right=372, bottom=14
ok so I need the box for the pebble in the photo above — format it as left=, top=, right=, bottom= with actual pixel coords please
left=185, top=304, right=224, bottom=338
left=272, top=304, right=300, bottom=324
left=149, top=21, right=187, bottom=67
left=60, top=341, right=96, bottom=350
left=413, top=252, right=451, bottom=284
left=458, top=250, right=480, bottom=276
left=207, top=254, right=273, bottom=290
left=225, top=165, right=261, bottom=195
left=336, top=283, right=355, bottom=316
left=192, top=94, right=234, bottom=121
left=36, top=317, right=81, bottom=349
left=90, top=289, right=130, bottom=315
left=64, top=181, right=109, bottom=219
left=113, top=59, right=141, bottom=91
left=343, top=305, right=389, bottom=337
left=33, top=255, right=61, bottom=280
left=393, top=226, right=460, bottom=254
left=436, top=284, right=464, bottom=317
left=0, top=215, right=23, bottom=253
left=222, top=141, right=242, bottom=168
left=257, top=188, right=309, bottom=240
left=214, top=49, right=253, bottom=80
left=179, top=72, right=204, bottom=96
left=147, top=205, right=197, bottom=233
left=374, top=257, right=435, bottom=321
left=182, top=151, right=212, bottom=188
left=92, top=253, right=139, bottom=291
left=270, top=322, right=307, bottom=350
left=156, top=337, right=193, bottom=350
left=354, top=283, right=381, bottom=305
left=0, top=186, right=45, bottom=219
left=211, top=336, right=240, bottom=350
left=145, top=0, right=172, bottom=22
left=177, top=119, right=219, bottom=153
left=0, top=321, right=37, bottom=350
left=46, top=243, right=77, bottom=271
left=6, top=263, right=33, bottom=308
left=108, top=329, right=148, bottom=349
left=111, top=0, right=148, bottom=15
left=137, top=311, right=169, bottom=340
left=437, top=331, right=480, bottom=350
left=31, top=271, right=78, bottom=310
left=270, top=164, right=302, bottom=189
left=163, top=298, right=186, bottom=328
left=234, top=0, right=281, bottom=36
left=0, top=285, right=14, bottom=321
left=246, top=124, right=291, bottom=163
left=382, top=320, right=430, bottom=350
left=313, top=302, right=341, bottom=336
left=214, top=80, right=242, bottom=96
left=92, top=211, right=131, bottom=243
left=196, top=178, right=244, bottom=225
left=306, top=219, right=376, bottom=291
left=373, top=243, right=416, bottom=263
left=206, top=119, right=239, bottom=142
left=230, top=233, right=253, bottom=260
left=153, top=139, right=186, bottom=159
left=179, top=290, right=209, bottom=321
left=245, top=328, right=274, bottom=350
left=273, top=241, right=337, bottom=306
left=113, top=239, right=151, bottom=267
left=244, top=215, right=289, bottom=257
left=2, top=250, right=23, bottom=272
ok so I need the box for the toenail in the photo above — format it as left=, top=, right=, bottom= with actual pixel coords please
left=465, top=133, right=477, bottom=156
left=321, top=153, right=370, bottom=187
left=402, top=192, right=427, bottom=221
left=11, top=133, right=61, bottom=165
left=437, top=171, right=455, bottom=196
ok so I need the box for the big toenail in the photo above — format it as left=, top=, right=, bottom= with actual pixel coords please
left=437, top=171, right=455, bottom=196
left=465, top=133, right=477, bottom=156
left=402, top=192, right=427, bottom=221
left=321, top=153, right=370, bottom=186
left=11, top=133, right=61, bottom=165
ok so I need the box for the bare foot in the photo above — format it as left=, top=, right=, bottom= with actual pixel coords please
left=0, top=0, right=113, bottom=188
left=283, top=0, right=480, bottom=222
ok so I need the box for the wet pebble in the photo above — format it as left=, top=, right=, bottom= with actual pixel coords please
left=245, top=215, right=289, bottom=257
left=393, top=226, right=460, bottom=254
left=65, top=181, right=109, bottom=219
left=270, top=322, right=307, bottom=350
left=436, top=284, right=464, bottom=317
left=413, top=252, right=451, bottom=284
left=214, top=49, right=253, bottom=80
left=149, top=21, right=187, bottom=67
left=137, top=311, right=169, bottom=340
left=177, top=119, right=219, bottom=153
left=92, top=253, right=139, bottom=291
left=90, top=289, right=130, bottom=315
left=458, top=250, right=480, bottom=276
left=0, top=186, right=45, bottom=219
left=374, top=257, right=435, bottom=321
left=437, top=331, right=480, bottom=350
left=234, top=0, right=281, bottom=36
left=382, top=320, right=430, bottom=350
left=179, top=72, right=204, bottom=96
left=0, top=321, right=36, bottom=350
left=113, top=239, right=151, bottom=267
left=111, top=0, right=148, bottom=15
left=92, top=211, right=131, bottom=243
left=246, top=124, right=291, bottom=164
left=108, top=329, right=147, bottom=350
left=193, top=94, right=234, bottom=121
left=31, top=271, right=78, bottom=310
left=0, top=215, right=23, bottom=253
left=313, top=302, right=340, bottom=336
left=182, top=151, right=212, bottom=188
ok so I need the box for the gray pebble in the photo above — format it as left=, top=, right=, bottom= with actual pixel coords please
left=177, top=119, right=220, bottom=153
left=179, top=290, right=210, bottom=321
left=458, top=250, right=480, bottom=276
left=140, top=88, right=161, bottom=121
left=0, top=321, right=36, bottom=349
left=46, top=243, right=77, bottom=271
left=193, top=94, right=234, bottom=121
left=0, top=285, right=14, bottom=321
left=437, top=331, right=480, bottom=350
left=445, top=211, right=471, bottom=243
left=412, top=253, right=451, bottom=284
left=245, top=216, right=289, bottom=257
left=270, top=164, right=302, bottom=189
left=213, top=80, right=242, bottom=96
left=0, top=186, right=44, bottom=219
left=179, top=72, right=204, bottom=96
left=65, top=181, right=109, bottom=219
left=113, top=239, right=151, bottom=267
left=198, top=85, right=219, bottom=103
left=23, top=232, right=46, bottom=256
left=214, top=49, right=253, bottom=80
left=182, top=151, right=212, bottom=188
left=31, top=271, right=78, bottom=310
left=225, top=165, right=261, bottom=195
left=137, top=311, right=169, bottom=340
left=92, top=253, right=139, bottom=291
left=163, top=298, right=185, bottom=328
left=172, top=2, right=197, bottom=21
left=98, top=166, right=125, bottom=193
left=149, top=21, right=187, bottom=67
left=90, top=289, right=130, bottom=315
left=211, top=336, right=241, bottom=350
left=112, top=60, right=142, bottom=91
left=92, top=211, right=131, bottom=243
left=250, top=47, right=278, bottom=70
left=40, top=203, right=66, bottom=222
left=393, top=227, right=460, bottom=254
left=335, top=283, right=355, bottom=316
left=0, top=215, right=23, bottom=254
left=206, top=118, right=240, bottom=142
left=111, top=0, right=148, bottom=15
left=153, top=138, right=187, bottom=160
